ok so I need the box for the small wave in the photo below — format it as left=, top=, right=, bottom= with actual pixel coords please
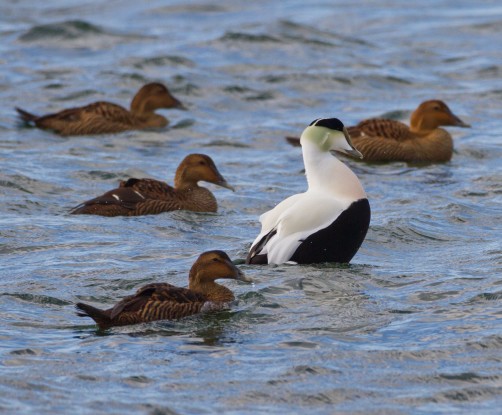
left=0, top=173, right=68, bottom=195
left=0, top=178, right=32, bottom=194
left=466, top=335, right=502, bottom=350
left=203, top=140, right=250, bottom=148
left=217, top=23, right=369, bottom=50
left=9, top=348, right=40, bottom=356
left=467, top=20, right=502, bottom=34
left=19, top=20, right=105, bottom=41
left=53, top=89, right=99, bottom=102
left=220, top=32, right=282, bottom=43
left=279, top=20, right=372, bottom=47
left=438, top=372, right=500, bottom=383
left=406, top=219, right=454, bottom=242
left=429, top=386, right=501, bottom=403
left=379, top=109, right=410, bottom=120
left=222, top=82, right=278, bottom=100
left=170, top=119, right=195, bottom=129
left=129, top=55, right=196, bottom=69
left=354, top=74, right=413, bottom=87
left=2, top=293, right=71, bottom=306
left=467, top=291, right=502, bottom=303
left=376, top=217, right=454, bottom=245
left=150, top=4, right=226, bottom=14
left=244, top=91, right=275, bottom=101
left=18, top=20, right=151, bottom=48
left=73, top=170, right=124, bottom=181
left=223, top=85, right=254, bottom=94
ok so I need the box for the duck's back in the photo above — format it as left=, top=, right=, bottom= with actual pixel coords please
left=70, top=185, right=149, bottom=216
left=122, top=179, right=218, bottom=213
left=350, top=119, right=453, bottom=162
left=77, top=283, right=208, bottom=329
left=115, top=283, right=207, bottom=323
left=120, top=178, right=175, bottom=199
left=348, top=118, right=413, bottom=141
left=35, top=101, right=137, bottom=135
left=71, top=178, right=218, bottom=216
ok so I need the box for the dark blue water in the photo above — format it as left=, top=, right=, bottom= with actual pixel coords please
left=1, top=1, right=501, bottom=414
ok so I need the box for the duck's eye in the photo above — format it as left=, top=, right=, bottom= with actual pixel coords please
left=212, top=258, right=219, bottom=262
left=199, top=161, right=206, bottom=166
left=433, top=106, right=440, bottom=111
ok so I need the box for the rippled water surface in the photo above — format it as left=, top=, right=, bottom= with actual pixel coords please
left=1, top=1, right=501, bottom=414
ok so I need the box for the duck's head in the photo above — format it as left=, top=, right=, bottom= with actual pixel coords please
left=174, top=154, right=235, bottom=191
left=410, top=100, right=470, bottom=133
left=189, top=250, right=251, bottom=285
left=300, top=118, right=363, bottom=159
left=130, top=82, right=186, bottom=113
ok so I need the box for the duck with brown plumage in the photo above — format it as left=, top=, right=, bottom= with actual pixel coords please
left=70, top=154, right=234, bottom=216
left=76, top=251, right=251, bottom=330
left=16, top=82, right=185, bottom=136
left=286, top=100, right=470, bottom=163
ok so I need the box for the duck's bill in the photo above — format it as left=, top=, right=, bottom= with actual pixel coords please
left=216, top=179, right=235, bottom=192
left=175, top=102, right=188, bottom=110
left=341, top=127, right=363, bottom=159
left=236, top=269, right=252, bottom=283
left=330, top=127, right=364, bottom=159
left=453, top=115, right=471, bottom=128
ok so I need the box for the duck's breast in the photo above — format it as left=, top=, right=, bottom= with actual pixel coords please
left=290, top=198, right=370, bottom=264
left=264, top=191, right=359, bottom=264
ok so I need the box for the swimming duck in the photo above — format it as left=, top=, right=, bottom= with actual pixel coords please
left=286, top=100, right=470, bottom=163
left=247, top=118, right=370, bottom=265
left=76, top=250, right=250, bottom=330
left=70, top=154, right=234, bottom=216
left=16, top=82, right=184, bottom=136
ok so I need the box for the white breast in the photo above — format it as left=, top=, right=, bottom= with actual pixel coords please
left=249, top=135, right=367, bottom=264
left=253, top=189, right=354, bottom=264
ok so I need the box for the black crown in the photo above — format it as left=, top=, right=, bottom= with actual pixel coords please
left=309, top=118, right=345, bottom=132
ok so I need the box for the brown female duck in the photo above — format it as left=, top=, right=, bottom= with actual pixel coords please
left=286, top=100, right=470, bottom=162
left=16, top=82, right=184, bottom=136
left=76, top=250, right=250, bottom=330
left=71, top=154, right=234, bottom=216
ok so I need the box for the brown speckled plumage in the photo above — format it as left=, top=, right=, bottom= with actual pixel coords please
left=76, top=250, right=249, bottom=330
left=286, top=100, right=470, bottom=163
left=70, top=154, right=234, bottom=216
left=16, top=82, right=184, bottom=136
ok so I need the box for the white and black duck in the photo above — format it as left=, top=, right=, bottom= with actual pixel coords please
left=246, top=118, right=370, bottom=265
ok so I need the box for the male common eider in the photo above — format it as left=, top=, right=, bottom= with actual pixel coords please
left=76, top=250, right=250, bottom=330
left=247, top=118, right=370, bottom=265
left=16, top=82, right=185, bottom=136
left=286, top=100, right=470, bottom=163
left=70, top=154, right=234, bottom=216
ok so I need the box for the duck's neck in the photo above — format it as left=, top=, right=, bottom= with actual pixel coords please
left=409, top=112, right=436, bottom=135
left=410, top=123, right=433, bottom=136
left=174, top=176, right=200, bottom=191
left=302, top=141, right=366, bottom=200
left=189, top=279, right=235, bottom=303
left=129, top=98, right=168, bottom=127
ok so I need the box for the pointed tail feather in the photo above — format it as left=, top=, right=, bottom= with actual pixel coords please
left=75, top=302, right=111, bottom=329
left=69, top=203, right=87, bottom=215
left=16, top=107, right=39, bottom=123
